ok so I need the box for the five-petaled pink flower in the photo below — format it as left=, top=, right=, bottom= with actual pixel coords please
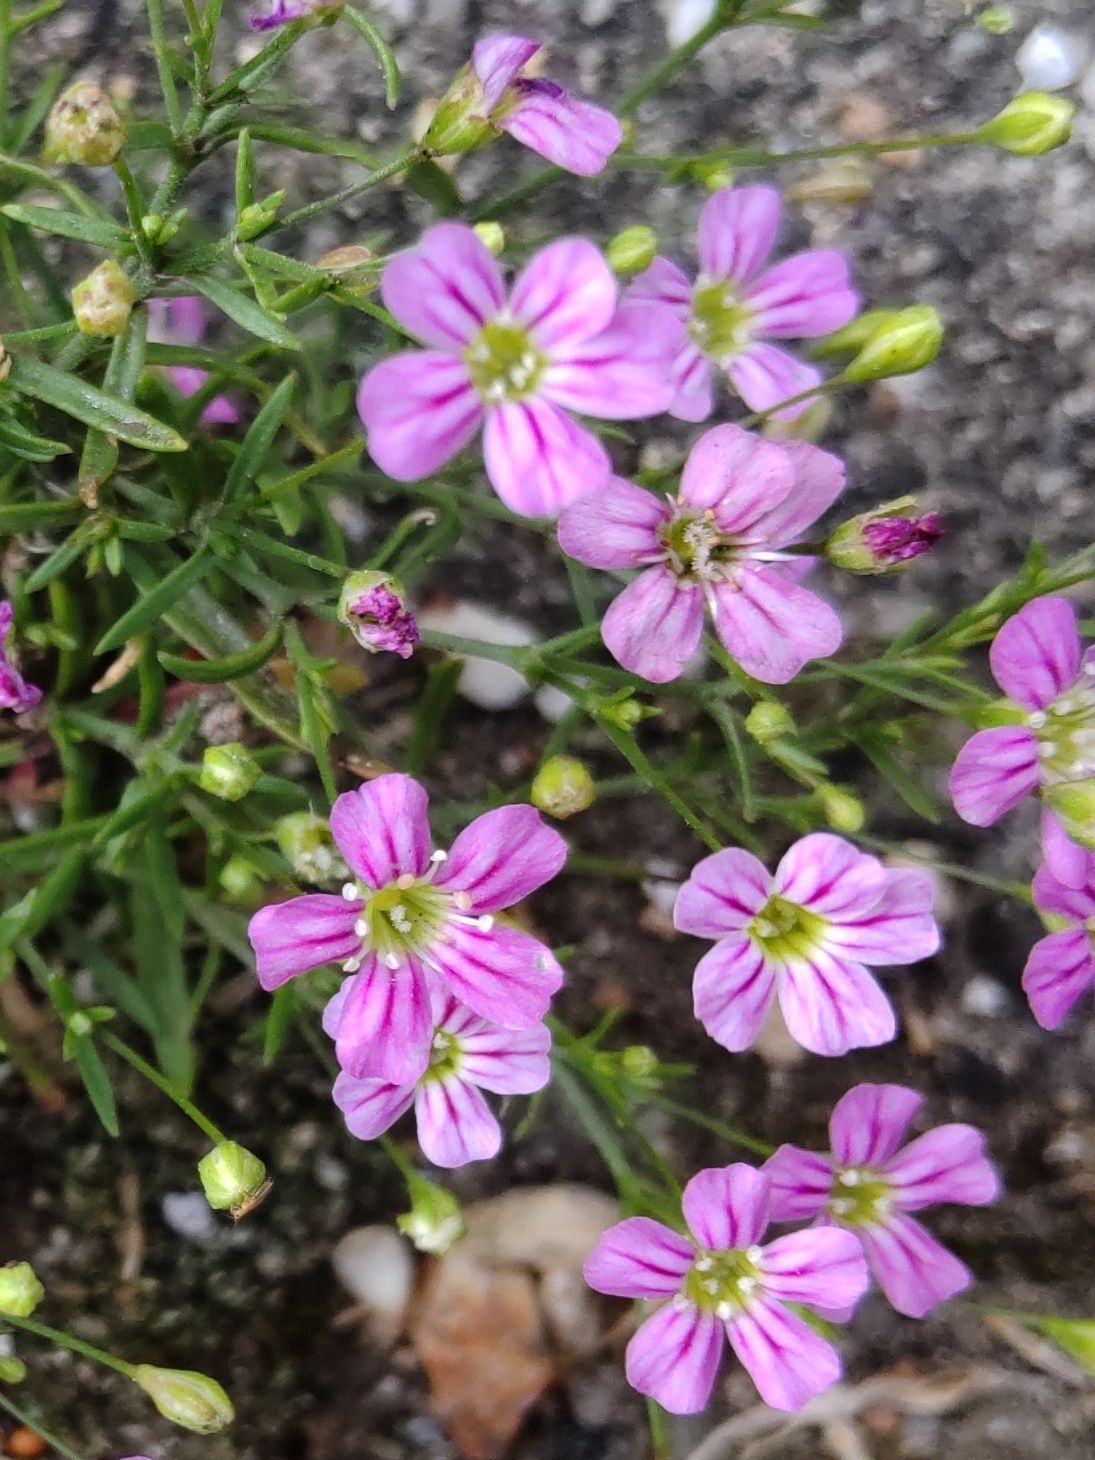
left=584, top=1163, right=868, bottom=1414
left=0, top=601, right=42, bottom=715
left=1022, top=851, right=1095, bottom=1029
left=332, top=993, right=550, bottom=1167
left=626, top=184, right=859, bottom=420
left=356, top=223, right=679, bottom=517
left=247, top=773, right=567, bottom=1084
left=764, top=1084, right=1000, bottom=1318
left=673, top=833, right=940, bottom=1057
left=949, top=596, right=1095, bottom=889
left=557, top=423, right=845, bottom=684
left=147, top=296, right=240, bottom=427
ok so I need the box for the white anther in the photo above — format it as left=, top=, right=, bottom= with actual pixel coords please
left=831, top=1198, right=854, bottom=1216
left=671, top=1293, right=690, bottom=1312
left=353, top=918, right=368, bottom=938
left=715, top=1300, right=733, bottom=1321
left=476, top=914, right=495, bottom=932
left=430, top=848, right=448, bottom=862
left=452, top=890, right=472, bottom=911
left=396, top=872, right=416, bottom=890
left=838, top=1169, right=860, bottom=1187
left=746, top=1246, right=763, bottom=1264
left=341, top=882, right=359, bottom=901
left=342, top=956, right=361, bottom=973
left=1028, top=711, right=1047, bottom=729
left=390, top=904, right=413, bottom=934
left=738, top=1276, right=757, bottom=1295
left=1037, top=742, right=1056, bottom=759
left=694, top=1256, right=713, bottom=1273
left=383, top=951, right=401, bottom=970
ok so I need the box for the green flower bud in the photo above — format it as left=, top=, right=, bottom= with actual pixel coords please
left=199, top=743, right=261, bottom=802
left=43, top=81, right=126, bottom=166
left=620, top=1044, right=659, bottom=1081
left=606, top=225, right=658, bottom=276
left=530, top=756, right=596, bottom=820
left=978, top=92, right=1074, bottom=157
left=276, top=810, right=349, bottom=885
left=976, top=5, right=1015, bottom=34
left=1043, top=781, right=1095, bottom=852
left=423, top=66, right=496, bottom=157
left=815, top=784, right=866, bottom=834
left=810, top=309, right=902, bottom=361
left=825, top=496, right=944, bottom=575
left=843, top=305, right=944, bottom=382
left=141, top=210, right=185, bottom=247
left=744, top=701, right=796, bottom=746
left=133, top=1365, right=234, bottom=1434
left=0, top=1263, right=45, bottom=1319
left=218, top=854, right=261, bottom=902
left=0, top=1355, right=27, bottom=1384
left=197, top=1141, right=270, bottom=1220
left=72, top=260, right=136, bottom=338
left=691, top=160, right=735, bottom=191
left=599, top=697, right=656, bottom=732
left=473, top=221, right=505, bottom=257
left=237, top=190, right=286, bottom=241
left=396, top=1172, right=467, bottom=1256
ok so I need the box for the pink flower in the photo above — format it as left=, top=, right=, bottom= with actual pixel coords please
left=0, top=601, right=42, bottom=715
left=861, top=510, right=944, bottom=566
left=584, top=1163, right=868, bottom=1414
left=949, top=597, right=1094, bottom=886
left=356, top=223, right=679, bottom=517
left=250, top=0, right=318, bottom=29
left=556, top=423, right=845, bottom=684
left=332, top=993, right=550, bottom=1167
left=673, top=833, right=940, bottom=1057
left=247, top=774, right=567, bottom=1083
left=1022, top=852, right=1095, bottom=1029
left=764, top=1084, right=1000, bottom=1319
left=338, top=572, right=419, bottom=659
left=147, top=297, right=240, bottom=427
left=626, top=184, right=858, bottom=421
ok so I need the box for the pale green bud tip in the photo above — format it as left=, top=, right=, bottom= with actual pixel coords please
left=1043, top=781, right=1095, bottom=851
left=815, top=784, right=866, bottom=834
left=811, top=309, right=901, bottom=360
left=397, top=1174, right=466, bottom=1256
left=133, top=1365, right=235, bottom=1434
left=0, top=1355, right=27, bottom=1384
left=276, top=810, right=348, bottom=884
left=0, top=1263, right=45, bottom=1319
left=620, top=1044, right=659, bottom=1081
left=198, top=1142, right=270, bottom=1219
left=978, top=92, right=1074, bottom=156
left=606, top=225, right=658, bottom=276
left=976, top=5, right=1015, bottom=34
left=473, top=221, right=505, bottom=256
left=531, top=756, right=596, bottom=820
left=71, top=260, right=136, bottom=338
left=199, top=742, right=261, bottom=802
left=842, top=305, right=943, bottom=383
left=744, top=700, right=795, bottom=745
left=43, top=81, right=126, bottom=166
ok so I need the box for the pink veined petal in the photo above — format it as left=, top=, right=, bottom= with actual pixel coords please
left=774, top=833, right=888, bottom=920
left=357, top=351, right=482, bottom=481
left=762, top=1145, right=834, bottom=1223
left=712, top=568, right=843, bottom=685
left=627, top=256, right=693, bottom=314
left=415, top=1077, right=502, bottom=1167
left=482, top=397, right=610, bottom=517
left=824, top=868, right=941, bottom=967
left=510, top=237, right=618, bottom=352
left=697, top=184, right=782, bottom=285
left=678, top=422, right=795, bottom=525
left=456, top=1019, right=552, bottom=1094
left=332, top=957, right=434, bottom=1084
left=1021, top=927, right=1095, bottom=1030
left=332, top=1071, right=416, bottom=1141
left=501, top=83, right=622, bottom=177
left=988, top=596, right=1081, bottom=710
left=1032, top=855, right=1095, bottom=921
left=584, top=1217, right=695, bottom=1299
left=625, top=1302, right=725, bottom=1415
left=726, top=343, right=824, bottom=420
left=248, top=894, right=360, bottom=991
left=601, top=567, right=704, bottom=684
left=435, top=803, right=568, bottom=911
left=328, top=773, right=432, bottom=887
left=828, top=1083, right=922, bottom=1167
left=668, top=342, right=716, bottom=422
left=541, top=301, right=681, bottom=418
left=748, top=439, right=846, bottom=549
left=726, top=1296, right=841, bottom=1412
left=759, top=1228, right=869, bottom=1312
left=778, top=947, right=897, bottom=1057
left=435, top=921, right=563, bottom=1029
left=858, top=1212, right=971, bottom=1318
left=948, top=726, right=1040, bottom=826
left=692, top=935, right=778, bottom=1053
left=1040, top=809, right=1093, bottom=892
left=682, top=1163, right=771, bottom=1250
left=380, top=222, right=505, bottom=348
left=884, top=1125, right=1001, bottom=1211
left=744, top=250, right=859, bottom=339
left=673, top=847, right=773, bottom=938
left=471, top=34, right=540, bottom=111
left=556, top=475, right=668, bottom=569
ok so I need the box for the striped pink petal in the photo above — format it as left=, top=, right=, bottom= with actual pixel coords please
left=744, top=250, right=859, bottom=338
left=884, top=1125, right=1001, bottom=1210
left=510, top=238, right=617, bottom=352
left=988, top=596, right=1081, bottom=710
left=778, top=946, right=896, bottom=1056
left=674, top=848, right=773, bottom=938
left=556, top=474, right=669, bottom=569
left=381, top=223, right=506, bottom=348
left=759, top=1227, right=869, bottom=1312
left=858, top=1212, right=971, bottom=1318
left=247, top=893, right=360, bottom=991
left=584, top=1217, right=694, bottom=1299
left=482, top=396, right=610, bottom=517
left=692, top=935, right=778, bottom=1053
left=471, top=34, right=540, bottom=110
left=329, top=773, right=432, bottom=887
left=601, top=566, right=704, bottom=684
left=1022, top=927, right=1095, bottom=1030
left=727, top=342, right=824, bottom=419
left=501, top=81, right=622, bottom=177
left=436, top=803, right=568, bottom=911
left=357, top=350, right=482, bottom=481
left=415, top=1077, right=502, bottom=1167
left=711, top=567, right=843, bottom=684
left=828, top=1083, right=922, bottom=1166
left=762, top=1144, right=834, bottom=1222
left=697, top=185, right=781, bottom=285
left=625, top=1302, right=725, bottom=1415
left=949, top=725, right=1040, bottom=826
left=682, top=1163, right=771, bottom=1250
left=726, top=1295, right=841, bottom=1411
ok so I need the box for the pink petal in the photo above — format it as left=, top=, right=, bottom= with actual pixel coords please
left=332, top=958, right=434, bottom=1084
left=678, top=422, right=794, bottom=525
left=727, top=1297, right=841, bottom=1411
left=357, top=351, right=482, bottom=481
left=627, top=256, right=693, bottom=314
left=415, top=1077, right=502, bottom=1167
left=774, top=834, right=888, bottom=920
left=1040, top=809, right=1093, bottom=891
left=828, top=1083, right=922, bottom=1167
left=683, top=1163, right=771, bottom=1250
left=749, top=439, right=846, bottom=549
left=759, top=1228, right=869, bottom=1312
left=625, top=1302, right=725, bottom=1415
left=329, top=773, right=432, bottom=887
left=1021, top=927, right=1095, bottom=1030
left=858, top=1213, right=971, bottom=1318
left=248, top=894, right=360, bottom=991
left=602, top=566, right=704, bottom=684
left=435, top=803, right=568, bottom=911
left=510, top=238, right=617, bottom=352
left=541, top=300, right=680, bottom=418
left=727, top=343, right=823, bottom=419
left=482, top=397, right=610, bottom=517
left=668, top=343, right=716, bottom=422
left=948, top=726, right=1040, bottom=826
left=824, top=868, right=941, bottom=967
left=165, top=295, right=207, bottom=345
left=712, top=568, right=843, bottom=684
left=502, top=83, right=622, bottom=177
left=778, top=948, right=896, bottom=1057
left=693, top=935, right=778, bottom=1053
left=471, top=34, right=539, bottom=111
left=989, top=596, right=1081, bottom=710
left=556, top=475, right=668, bottom=569
left=762, top=1145, right=834, bottom=1222
left=380, top=223, right=505, bottom=348
left=884, top=1125, right=1001, bottom=1210
left=332, top=1071, right=416, bottom=1140
left=584, top=1217, right=695, bottom=1299
left=436, top=921, right=563, bottom=1029
left=457, top=1019, right=552, bottom=1094
left=697, top=184, right=781, bottom=285
left=1032, top=856, right=1095, bottom=921
left=673, top=848, right=773, bottom=938
left=745, top=250, right=859, bottom=339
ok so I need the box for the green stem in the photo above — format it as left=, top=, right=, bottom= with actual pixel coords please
left=101, top=1030, right=228, bottom=1144
left=145, top=0, right=183, bottom=134
left=273, top=145, right=422, bottom=233
left=0, top=0, right=11, bottom=151
left=261, top=437, right=363, bottom=499
left=1, top=1314, right=138, bottom=1379
left=595, top=715, right=723, bottom=853
left=619, top=0, right=748, bottom=116
left=651, top=1095, right=774, bottom=1157
left=623, top=128, right=984, bottom=174
left=0, top=1392, right=88, bottom=1460
left=112, top=156, right=155, bottom=265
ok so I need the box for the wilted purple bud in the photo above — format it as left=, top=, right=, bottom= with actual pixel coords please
left=337, top=571, right=419, bottom=659
left=0, top=602, right=43, bottom=715
left=862, top=512, right=944, bottom=566
left=826, top=498, right=943, bottom=575
left=250, top=0, right=319, bottom=29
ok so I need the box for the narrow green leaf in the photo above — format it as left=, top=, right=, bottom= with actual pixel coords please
left=0, top=500, right=80, bottom=531
left=72, top=1036, right=120, bottom=1136
left=235, top=126, right=256, bottom=216
left=183, top=274, right=300, bottom=350
left=8, top=357, right=186, bottom=452
left=157, top=622, right=282, bottom=682
left=0, top=202, right=131, bottom=250
left=24, top=519, right=101, bottom=592
left=854, top=730, right=940, bottom=822
left=222, top=372, right=296, bottom=505
left=0, top=412, right=69, bottom=461
left=78, top=309, right=149, bottom=500
left=344, top=6, right=401, bottom=107
left=263, top=983, right=297, bottom=1064
left=95, top=550, right=214, bottom=653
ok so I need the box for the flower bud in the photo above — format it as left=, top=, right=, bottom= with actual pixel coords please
left=620, top=1044, right=659, bottom=1081
left=826, top=497, right=944, bottom=574
left=976, top=5, right=1015, bottom=34
left=977, top=91, right=1074, bottom=156
left=842, top=305, right=944, bottom=382
left=219, top=855, right=261, bottom=902
left=397, top=1172, right=467, bottom=1256
left=43, top=81, right=126, bottom=166
left=744, top=701, right=795, bottom=746
left=691, top=160, right=735, bottom=191
left=236, top=190, right=286, bottom=241
left=197, top=1142, right=270, bottom=1220
left=606, top=225, right=658, bottom=276
left=0, top=1355, right=27, bottom=1384
left=1042, top=781, right=1095, bottom=852
left=133, top=1365, right=234, bottom=1434
left=276, top=810, right=349, bottom=884
left=72, top=260, right=136, bottom=338
left=599, top=697, right=655, bottom=731
left=473, top=221, right=505, bottom=257
left=810, top=309, right=901, bottom=361
left=199, top=743, right=261, bottom=802
left=530, top=756, right=595, bottom=820
left=337, top=571, right=419, bottom=659
left=0, top=1263, right=45, bottom=1319
left=815, top=784, right=866, bottom=834
left=423, top=65, right=496, bottom=157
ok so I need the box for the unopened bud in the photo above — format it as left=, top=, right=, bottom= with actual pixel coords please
left=976, top=5, right=1015, bottom=34
left=236, top=190, right=286, bottom=240
left=219, top=855, right=261, bottom=902
left=843, top=305, right=944, bottom=382
left=606, top=225, right=657, bottom=276
left=815, top=784, right=866, bottom=834
left=0, top=1355, right=27, bottom=1384
left=1043, top=781, right=1095, bottom=852
left=0, top=1263, right=45, bottom=1319
left=276, top=810, right=349, bottom=884
left=473, top=221, right=505, bottom=256
left=599, top=697, right=655, bottom=731
left=198, top=1142, right=270, bottom=1220
left=620, top=1044, right=659, bottom=1081
left=826, top=497, right=944, bottom=574
left=72, top=260, right=136, bottom=337
left=691, top=160, right=735, bottom=191
left=531, top=756, right=595, bottom=820
left=43, top=81, right=126, bottom=166
left=337, top=571, right=419, bottom=659
left=978, top=91, right=1074, bottom=156
left=744, top=701, right=795, bottom=746
left=811, top=309, right=901, bottom=361
left=199, top=742, right=261, bottom=802
left=133, top=1365, right=234, bottom=1434
left=397, top=1172, right=466, bottom=1256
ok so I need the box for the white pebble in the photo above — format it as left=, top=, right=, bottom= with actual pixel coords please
left=161, top=1192, right=218, bottom=1245
left=1016, top=25, right=1086, bottom=91
left=331, top=1226, right=415, bottom=1342
left=534, top=682, right=576, bottom=724
left=961, top=975, right=1010, bottom=1018
left=662, top=0, right=718, bottom=49
left=418, top=601, right=537, bottom=711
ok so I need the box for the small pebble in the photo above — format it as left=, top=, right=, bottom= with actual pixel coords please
left=418, top=601, right=537, bottom=711
left=961, top=975, right=1010, bottom=1018
left=332, top=1225, right=415, bottom=1341
left=1016, top=24, right=1086, bottom=91
left=161, top=1191, right=218, bottom=1245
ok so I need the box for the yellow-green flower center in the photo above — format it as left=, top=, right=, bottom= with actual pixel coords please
left=826, top=1166, right=894, bottom=1227
left=660, top=510, right=723, bottom=581
left=682, top=1246, right=763, bottom=1319
left=1030, top=668, right=1095, bottom=782
left=465, top=320, right=546, bottom=403
left=341, top=869, right=480, bottom=974
left=689, top=278, right=755, bottom=363
left=421, top=1026, right=463, bottom=1085
left=747, top=895, right=828, bottom=963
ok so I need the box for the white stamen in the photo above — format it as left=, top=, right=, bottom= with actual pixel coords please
left=396, top=872, right=415, bottom=890
left=838, top=1169, right=860, bottom=1187
left=353, top=918, right=368, bottom=938
left=476, top=914, right=495, bottom=932
left=694, top=1256, right=713, bottom=1273
left=452, top=890, right=472, bottom=911
left=715, top=1300, right=733, bottom=1321
left=1028, top=710, right=1047, bottom=729
left=382, top=951, right=400, bottom=970
left=430, top=848, right=448, bottom=862
left=746, top=1246, right=762, bottom=1263
left=341, top=882, right=359, bottom=902
left=342, top=956, right=361, bottom=973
